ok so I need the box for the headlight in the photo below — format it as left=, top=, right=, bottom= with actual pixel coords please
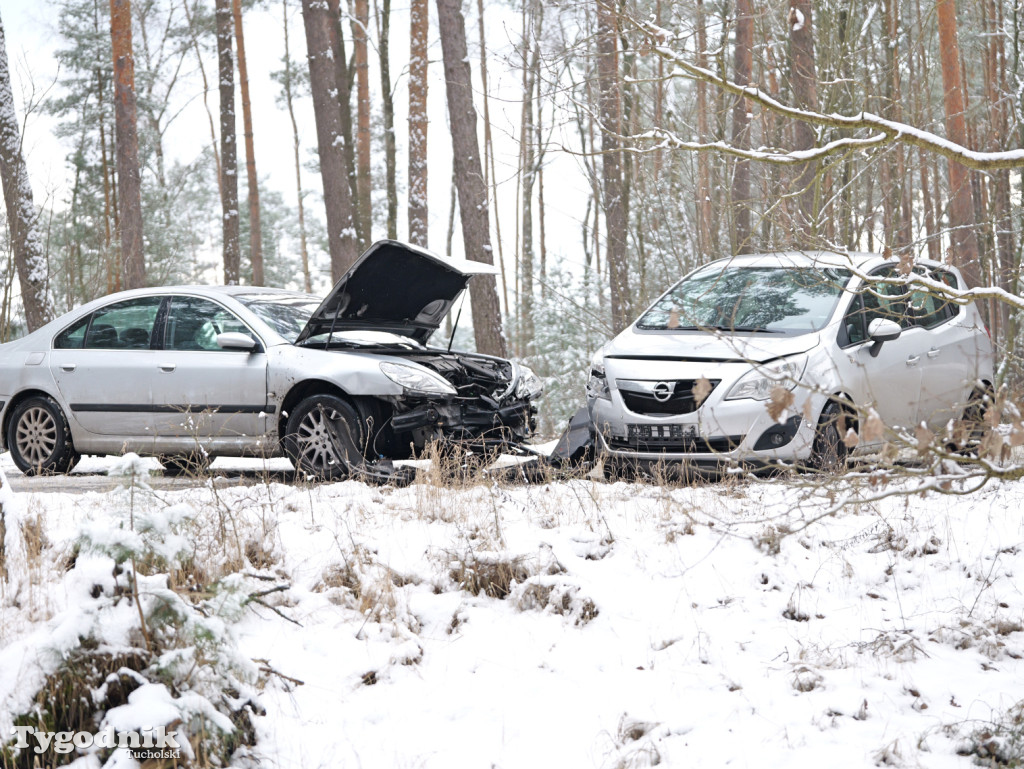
left=379, top=361, right=457, bottom=395
left=587, top=361, right=610, bottom=401
left=725, top=356, right=807, bottom=401
left=515, top=364, right=544, bottom=399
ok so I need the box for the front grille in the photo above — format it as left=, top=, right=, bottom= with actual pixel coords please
left=609, top=424, right=743, bottom=454
left=619, top=379, right=721, bottom=416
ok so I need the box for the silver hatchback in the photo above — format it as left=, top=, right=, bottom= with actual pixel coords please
left=588, top=252, right=994, bottom=473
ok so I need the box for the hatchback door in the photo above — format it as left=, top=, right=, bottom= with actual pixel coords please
left=839, top=271, right=923, bottom=434
left=49, top=296, right=165, bottom=436
left=151, top=295, right=269, bottom=441
left=908, top=268, right=986, bottom=431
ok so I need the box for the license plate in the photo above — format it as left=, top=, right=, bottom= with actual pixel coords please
left=627, top=423, right=697, bottom=442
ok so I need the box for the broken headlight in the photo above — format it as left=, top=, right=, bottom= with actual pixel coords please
left=379, top=361, right=458, bottom=396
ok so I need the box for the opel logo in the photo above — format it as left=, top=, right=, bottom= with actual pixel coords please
left=652, top=381, right=674, bottom=402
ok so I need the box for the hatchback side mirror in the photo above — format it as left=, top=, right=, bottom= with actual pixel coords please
left=216, top=332, right=258, bottom=352
left=867, top=318, right=901, bottom=358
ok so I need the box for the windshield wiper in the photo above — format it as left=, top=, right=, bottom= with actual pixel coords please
left=664, top=324, right=780, bottom=333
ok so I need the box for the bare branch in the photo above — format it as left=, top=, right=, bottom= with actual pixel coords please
left=629, top=18, right=1024, bottom=171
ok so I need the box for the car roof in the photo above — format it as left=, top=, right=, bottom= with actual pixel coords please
left=704, top=251, right=953, bottom=274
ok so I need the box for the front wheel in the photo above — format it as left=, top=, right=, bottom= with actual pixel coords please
left=811, top=401, right=849, bottom=472
left=7, top=395, right=80, bottom=475
left=284, top=394, right=366, bottom=481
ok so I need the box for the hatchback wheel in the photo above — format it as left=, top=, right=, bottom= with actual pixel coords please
left=7, top=396, right=80, bottom=475
left=811, top=401, right=849, bottom=472
left=285, top=395, right=365, bottom=480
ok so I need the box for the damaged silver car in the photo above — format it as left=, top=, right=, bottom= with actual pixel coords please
left=0, top=240, right=542, bottom=479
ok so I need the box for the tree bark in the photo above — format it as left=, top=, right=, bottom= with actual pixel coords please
left=788, top=0, right=819, bottom=243
left=110, top=0, right=146, bottom=289
left=281, top=0, right=311, bottom=292
left=731, top=0, right=754, bottom=254
left=596, top=0, right=631, bottom=333
left=408, top=0, right=429, bottom=247
left=303, top=0, right=359, bottom=280
left=0, top=12, right=53, bottom=332
left=216, top=0, right=241, bottom=285
left=936, top=0, right=982, bottom=288
left=695, top=0, right=712, bottom=258
left=435, top=0, right=507, bottom=357
left=354, top=0, right=372, bottom=249
left=232, top=0, right=263, bottom=285
left=377, top=0, right=397, bottom=240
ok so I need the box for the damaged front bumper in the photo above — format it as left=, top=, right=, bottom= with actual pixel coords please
left=390, top=397, right=538, bottom=451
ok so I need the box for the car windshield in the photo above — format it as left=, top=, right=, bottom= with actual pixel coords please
left=236, top=293, right=320, bottom=340
left=636, top=264, right=852, bottom=334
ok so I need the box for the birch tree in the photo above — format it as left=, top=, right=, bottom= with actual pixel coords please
left=0, top=12, right=54, bottom=332
left=407, top=0, right=428, bottom=246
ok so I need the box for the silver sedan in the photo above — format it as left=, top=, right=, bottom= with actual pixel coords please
left=0, top=241, right=542, bottom=478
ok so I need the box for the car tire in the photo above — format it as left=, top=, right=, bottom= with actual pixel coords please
left=811, top=400, right=849, bottom=472
left=285, top=394, right=366, bottom=481
left=951, top=387, right=990, bottom=456
left=159, top=453, right=212, bottom=477
left=7, top=395, right=80, bottom=476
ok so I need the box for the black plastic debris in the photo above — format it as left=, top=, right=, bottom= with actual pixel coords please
left=548, top=406, right=596, bottom=468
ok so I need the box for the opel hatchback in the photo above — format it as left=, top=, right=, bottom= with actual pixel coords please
left=587, top=252, right=994, bottom=474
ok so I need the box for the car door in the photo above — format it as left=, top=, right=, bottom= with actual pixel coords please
left=152, top=295, right=268, bottom=441
left=910, top=267, right=982, bottom=430
left=49, top=296, right=165, bottom=436
left=839, top=268, right=924, bottom=434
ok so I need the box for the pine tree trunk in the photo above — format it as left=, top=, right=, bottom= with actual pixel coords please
left=0, top=13, right=53, bottom=332
left=354, top=0, right=372, bottom=249
left=303, top=0, right=360, bottom=280
left=408, top=0, right=429, bottom=247
left=216, top=0, right=241, bottom=285
left=936, top=0, right=982, bottom=289
left=232, top=0, right=263, bottom=285
left=788, top=0, right=819, bottom=244
left=110, top=0, right=146, bottom=289
left=282, top=0, right=311, bottom=292
left=595, top=0, right=630, bottom=332
left=435, top=0, right=506, bottom=357
left=695, top=0, right=712, bottom=258
left=377, top=0, right=397, bottom=240
left=731, top=0, right=753, bottom=254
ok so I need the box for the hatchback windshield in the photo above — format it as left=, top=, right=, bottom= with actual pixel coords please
left=636, top=265, right=852, bottom=334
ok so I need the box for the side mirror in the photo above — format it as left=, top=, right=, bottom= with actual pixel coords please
left=216, top=332, right=258, bottom=352
left=867, top=318, right=901, bottom=358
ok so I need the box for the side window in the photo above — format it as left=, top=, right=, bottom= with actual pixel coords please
left=54, top=317, right=89, bottom=349
left=902, top=267, right=958, bottom=329
left=842, top=266, right=909, bottom=347
left=57, top=297, right=162, bottom=350
left=164, top=296, right=253, bottom=351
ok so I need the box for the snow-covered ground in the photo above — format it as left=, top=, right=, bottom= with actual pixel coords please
left=2, top=453, right=1023, bottom=768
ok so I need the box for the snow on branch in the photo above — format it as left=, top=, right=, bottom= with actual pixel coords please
left=631, top=18, right=1024, bottom=171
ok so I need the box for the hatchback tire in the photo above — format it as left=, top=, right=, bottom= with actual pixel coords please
left=7, top=395, right=80, bottom=475
left=811, top=401, right=849, bottom=472
left=285, top=395, right=366, bottom=481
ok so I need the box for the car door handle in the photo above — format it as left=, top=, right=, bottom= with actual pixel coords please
left=158, top=363, right=176, bottom=372
left=927, top=348, right=941, bottom=358
left=60, top=363, right=76, bottom=372
left=906, top=355, right=920, bottom=366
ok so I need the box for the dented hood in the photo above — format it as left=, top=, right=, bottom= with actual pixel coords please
left=296, top=240, right=498, bottom=345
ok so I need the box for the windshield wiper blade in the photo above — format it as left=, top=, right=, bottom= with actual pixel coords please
left=669, top=324, right=779, bottom=333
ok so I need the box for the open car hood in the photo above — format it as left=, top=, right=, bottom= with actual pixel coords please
left=296, top=240, right=498, bottom=346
